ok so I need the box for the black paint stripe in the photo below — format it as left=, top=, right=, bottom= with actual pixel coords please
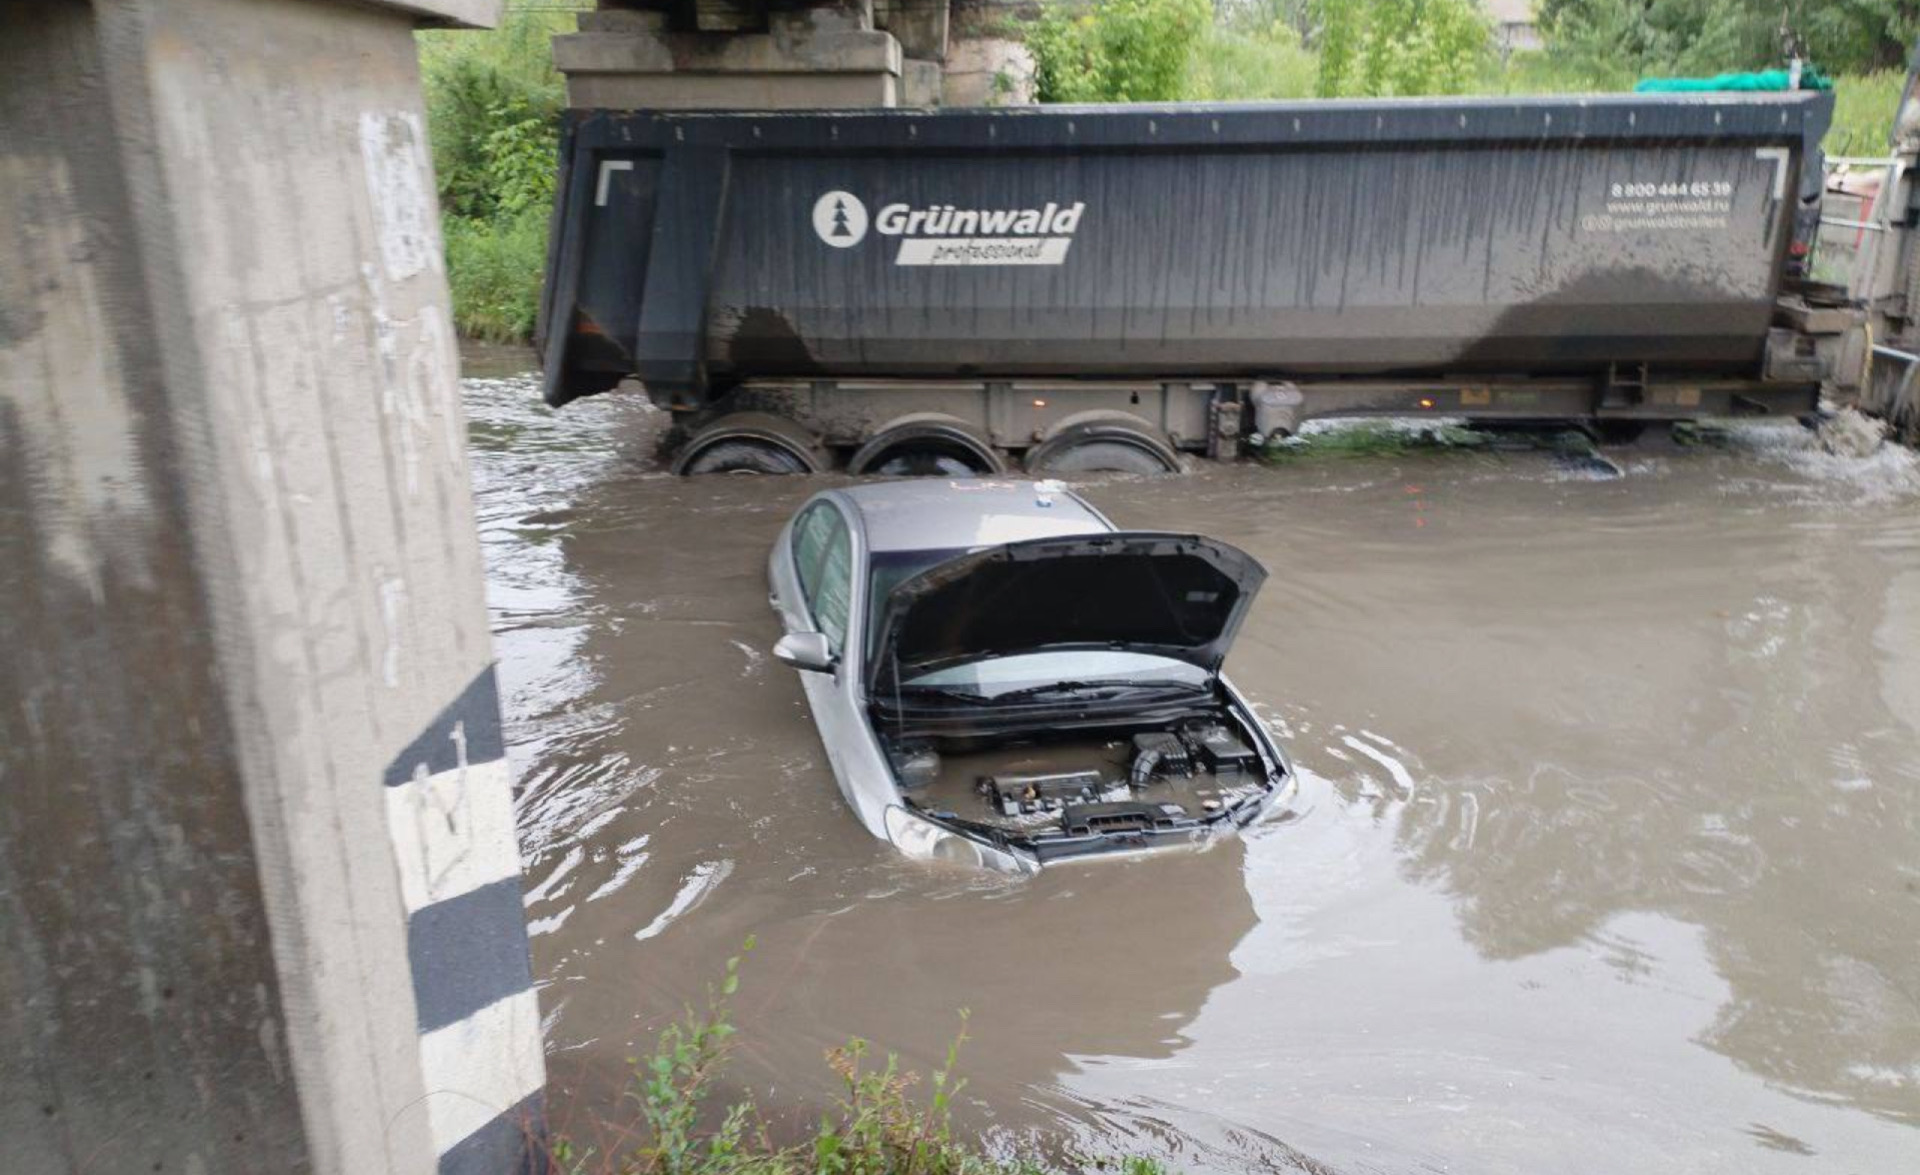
left=439, top=1090, right=546, bottom=1175
left=408, top=876, right=533, bottom=1033
left=383, top=665, right=506, bottom=787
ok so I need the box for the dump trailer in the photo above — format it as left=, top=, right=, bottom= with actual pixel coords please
left=537, top=92, right=1844, bottom=474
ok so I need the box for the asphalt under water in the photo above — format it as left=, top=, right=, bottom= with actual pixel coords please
left=465, top=364, right=1920, bottom=1174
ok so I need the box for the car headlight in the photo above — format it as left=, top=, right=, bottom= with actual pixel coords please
left=884, top=806, right=1034, bottom=875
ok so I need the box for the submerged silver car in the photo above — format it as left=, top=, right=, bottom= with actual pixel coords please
left=767, top=479, right=1292, bottom=872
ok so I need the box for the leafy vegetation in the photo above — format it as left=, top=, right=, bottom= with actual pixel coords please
left=442, top=205, right=551, bottom=343
left=1029, top=0, right=1212, bottom=103
left=547, top=944, right=1168, bottom=1175
left=1181, top=19, right=1319, bottom=101
left=1537, top=0, right=1916, bottom=83
left=418, top=9, right=568, bottom=341
left=1829, top=70, right=1907, bottom=156
left=1311, top=0, right=1490, bottom=98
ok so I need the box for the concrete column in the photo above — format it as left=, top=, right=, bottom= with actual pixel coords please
left=555, top=1, right=904, bottom=109
left=0, top=2, right=542, bottom=1173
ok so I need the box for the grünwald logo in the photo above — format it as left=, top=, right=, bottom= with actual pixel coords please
left=811, top=189, right=1085, bottom=266
left=812, top=191, right=868, bottom=247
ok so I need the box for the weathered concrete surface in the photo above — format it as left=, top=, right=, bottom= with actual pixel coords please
left=875, top=0, right=948, bottom=61
left=376, top=0, right=500, bottom=26
left=558, top=0, right=1039, bottom=110
left=941, top=36, right=1035, bottom=106
left=0, top=2, right=539, bottom=1173
left=556, top=3, right=902, bottom=108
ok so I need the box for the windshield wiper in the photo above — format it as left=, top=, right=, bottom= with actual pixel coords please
left=891, top=684, right=995, bottom=706
left=988, top=678, right=1211, bottom=703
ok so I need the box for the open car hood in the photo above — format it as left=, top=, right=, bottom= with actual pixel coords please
left=870, top=532, right=1267, bottom=692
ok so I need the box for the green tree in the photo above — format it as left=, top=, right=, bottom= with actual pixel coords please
left=1538, top=0, right=1918, bottom=81
left=418, top=9, right=565, bottom=222
left=1310, top=0, right=1492, bottom=97
left=416, top=9, right=567, bottom=341
left=1029, top=0, right=1214, bottom=102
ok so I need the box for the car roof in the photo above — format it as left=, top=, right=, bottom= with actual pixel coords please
left=834, top=479, right=1112, bottom=553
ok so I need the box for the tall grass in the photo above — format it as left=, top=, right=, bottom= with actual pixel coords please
left=442, top=207, right=550, bottom=343
left=1182, top=23, right=1319, bottom=101
left=1828, top=70, right=1905, bottom=156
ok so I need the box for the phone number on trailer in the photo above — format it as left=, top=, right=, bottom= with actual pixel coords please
left=1611, top=181, right=1734, bottom=199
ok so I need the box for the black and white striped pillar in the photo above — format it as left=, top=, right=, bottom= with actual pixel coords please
left=385, top=668, right=545, bottom=1174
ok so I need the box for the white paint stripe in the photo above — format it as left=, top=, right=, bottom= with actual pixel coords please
left=596, top=159, right=634, bottom=207
left=386, top=758, right=520, bottom=914
left=418, top=988, right=545, bottom=1155
left=894, top=236, right=1073, bottom=266
left=1755, top=147, right=1790, bottom=200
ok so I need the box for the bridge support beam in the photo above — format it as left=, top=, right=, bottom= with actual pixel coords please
left=554, top=0, right=1035, bottom=110
left=0, top=2, right=543, bottom=1173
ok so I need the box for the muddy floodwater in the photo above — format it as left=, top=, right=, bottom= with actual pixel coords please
left=464, top=362, right=1920, bottom=1174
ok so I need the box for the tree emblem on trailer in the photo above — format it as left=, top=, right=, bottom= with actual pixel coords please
left=812, top=190, right=868, bottom=247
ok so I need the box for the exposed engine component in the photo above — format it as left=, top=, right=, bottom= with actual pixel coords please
left=980, top=769, right=1122, bottom=817
left=1061, top=801, right=1189, bottom=837
left=1180, top=721, right=1259, bottom=777
left=1129, top=731, right=1191, bottom=787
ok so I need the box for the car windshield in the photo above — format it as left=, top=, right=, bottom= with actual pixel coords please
left=903, top=650, right=1209, bottom=699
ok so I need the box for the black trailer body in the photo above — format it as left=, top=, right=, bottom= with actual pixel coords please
left=538, top=93, right=1837, bottom=472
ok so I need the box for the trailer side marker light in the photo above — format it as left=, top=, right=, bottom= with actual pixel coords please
left=1419, top=397, right=1436, bottom=409
left=1032, top=398, right=1048, bottom=408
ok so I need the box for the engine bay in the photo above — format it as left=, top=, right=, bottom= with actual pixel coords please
left=883, top=710, right=1278, bottom=854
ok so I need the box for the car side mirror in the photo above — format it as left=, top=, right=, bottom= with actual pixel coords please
left=773, top=631, right=836, bottom=674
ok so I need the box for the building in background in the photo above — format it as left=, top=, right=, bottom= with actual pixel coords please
left=1485, top=0, right=1541, bottom=55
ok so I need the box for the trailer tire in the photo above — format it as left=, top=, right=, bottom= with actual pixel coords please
left=1025, top=422, right=1183, bottom=475
left=672, top=413, right=824, bottom=475
left=678, top=439, right=812, bottom=475
left=848, top=419, right=1003, bottom=478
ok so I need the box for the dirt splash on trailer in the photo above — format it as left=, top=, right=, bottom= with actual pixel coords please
left=464, top=366, right=1920, bottom=1175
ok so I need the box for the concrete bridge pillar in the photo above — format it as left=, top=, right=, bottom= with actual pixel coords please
left=553, top=0, right=1035, bottom=110
left=0, top=2, right=543, bottom=1173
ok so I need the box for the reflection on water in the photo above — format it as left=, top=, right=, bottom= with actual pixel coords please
left=465, top=366, right=1920, bottom=1173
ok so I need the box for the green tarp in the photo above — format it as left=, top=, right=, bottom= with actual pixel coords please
left=1635, top=67, right=1832, bottom=93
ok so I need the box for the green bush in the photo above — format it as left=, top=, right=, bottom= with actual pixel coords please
left=1537, top=0, right=1918, bottom=81
left=550, top=945, right=1169, bottom=1175
left=1183, top=21, right=1319, bottom=101
left=1311, top=0, right=1492, bottom=98
left=419, top=10, right=566, bottom=339
left=1029, top=0, right=1213, bottom=103
left=443, top=206, right=550, bottom=344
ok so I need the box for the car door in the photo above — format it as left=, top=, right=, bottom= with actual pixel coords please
left=778, top=501, right=883, bottom=821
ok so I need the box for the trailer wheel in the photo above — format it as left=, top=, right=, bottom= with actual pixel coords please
left=672, top=413, right=824, bottom=475
left=678, top=439, right=812, bottom=474
left=848, top=420, right=1003, bottom=478
left=1025, top=422, right=1183, bottom=475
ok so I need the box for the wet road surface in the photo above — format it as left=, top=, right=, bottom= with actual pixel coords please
left=464, top=363, right=1920, bottom=1173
